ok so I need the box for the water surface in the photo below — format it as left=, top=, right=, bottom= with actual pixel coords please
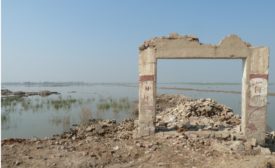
left=1, top=83, right=274, bottom=139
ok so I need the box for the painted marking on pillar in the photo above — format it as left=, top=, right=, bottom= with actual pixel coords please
left=139, top=75, right=155, bottom=81
left=249, top=77, right=268, bottom=107
left=247, top=73, right=268, bottom=135
left=140, top=80, right=154, bottom=106
left=145, top=85, right=151, bottom=91
left=249, top=74, right=268, bottom=80
left=247, top=123, right=257, bottom=132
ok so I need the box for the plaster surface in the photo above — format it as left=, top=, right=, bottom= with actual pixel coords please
left=137, top=33, right=269, bottom=145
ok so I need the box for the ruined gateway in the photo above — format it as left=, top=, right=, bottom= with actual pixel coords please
left=137, top=33, right=269, bottom=145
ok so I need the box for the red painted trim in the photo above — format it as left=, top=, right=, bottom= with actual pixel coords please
left=249, top=74, right=268, bottom=80
left=139, top=75, right=155, bottom=81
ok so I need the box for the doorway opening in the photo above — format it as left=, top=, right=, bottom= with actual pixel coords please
left=137, top=33, right=269, bottom=144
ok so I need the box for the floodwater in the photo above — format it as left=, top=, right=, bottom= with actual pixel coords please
left=1, top=83, right=275, bottom=139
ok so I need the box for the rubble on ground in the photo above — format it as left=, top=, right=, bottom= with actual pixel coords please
left=57, top=119, right=134, bottom=141
left=1, top=94, right=275, bottom=168
left=155, top=94, right=274, bottom=154
left=156, top=94, right=240, bottom=131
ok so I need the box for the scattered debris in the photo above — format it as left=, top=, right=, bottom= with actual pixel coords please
left=1, top=94, right=275, bottom=167
left=156, top=94, right=240, bottom=131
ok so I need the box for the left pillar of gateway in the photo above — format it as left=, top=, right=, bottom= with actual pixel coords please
left=137, top=47, right=157, bottom=137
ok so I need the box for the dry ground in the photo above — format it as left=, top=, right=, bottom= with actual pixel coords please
left=2, top=94, right=275, bottom=168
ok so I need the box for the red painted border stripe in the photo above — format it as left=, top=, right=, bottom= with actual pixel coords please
left=249, top=74, right=268, bottom=80
left=139, top=75, right=155, bottom=81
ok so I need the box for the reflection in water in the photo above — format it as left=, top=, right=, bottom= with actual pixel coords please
left=50, top=116, right=71, bottom=132
left=1, top=113, right=10, bottom=126
left=63, top=116, right=70, bottom=131
left=1, top=93, right=136, bottom=139
left=79, top=107, right=92, bottom=125
left=3, top=83, right=272, bottom=139
left=95, top=110, right=102, bottom=120
left=1, top=96, right=23, bottom=107
left=1, top=112, right=17, bottom=130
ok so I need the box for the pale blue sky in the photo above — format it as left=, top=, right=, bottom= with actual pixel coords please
left=2, top=0, right=275, bottom=83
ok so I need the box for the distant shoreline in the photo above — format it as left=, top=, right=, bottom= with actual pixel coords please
left=159, top=86, right=275, bottom=96
left=2, top=82, right=275, bottom=96
left=2, top=81, right=275, bottom=86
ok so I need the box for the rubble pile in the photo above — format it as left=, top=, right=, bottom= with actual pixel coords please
left=1, top=94, right=275, bottom=168
left=154, top=94, right=275, bottom=155
left=156, top=94, right=241, bottom=131
left=57, top=119, right=134, bottom=141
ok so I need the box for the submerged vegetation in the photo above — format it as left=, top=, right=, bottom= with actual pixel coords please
left=51, top=98, right=77, bottom=110
left=49, top=115, right=71, bottom=131
left=1, top=94, right=134, bottom=115
left=1, top=113, right=10, bottom=124
left=97, top=97, right=131, bottom=112
left=1, top=96, right=90, bottom=112
left=1, top=90, right=136, bottom=137
left=1, top=96, right=23, bottom=107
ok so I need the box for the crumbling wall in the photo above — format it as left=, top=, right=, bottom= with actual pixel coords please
left=137, top=33, right=269, bottom=145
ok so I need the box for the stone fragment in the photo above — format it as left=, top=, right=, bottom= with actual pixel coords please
left=229, top=141, right=245, bottom=152
left=113, top=146, right=119, bottom=151
left=14, top=160, right=21, bottom=166
left=260, top=147, right=271, bottom=155
left=221, top=132, right=231, bottom=140
left=85, top=126, right=94, bottom=132
left=250, top=138, right=257, bottom=147
left=95, top=125, right=104, bottom=135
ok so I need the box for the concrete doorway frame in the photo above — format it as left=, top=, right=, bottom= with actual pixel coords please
left=137, top=33, right=269, bottom=144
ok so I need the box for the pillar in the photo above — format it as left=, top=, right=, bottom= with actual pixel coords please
left=138, top=47, right=156, bottom=137
left=242, top=47, right=269, bottom=145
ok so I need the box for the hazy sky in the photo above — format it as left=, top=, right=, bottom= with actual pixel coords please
left=2, top=0, right=275, bottom=83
